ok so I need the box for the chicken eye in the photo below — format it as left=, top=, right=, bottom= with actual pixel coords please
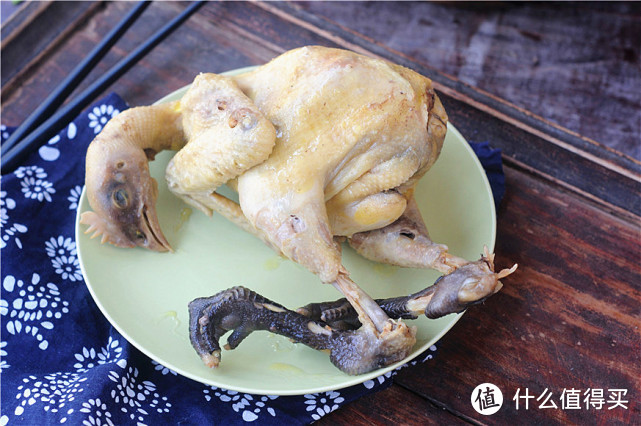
left=112, top=189, right=129, bottom=209
left=399, top=230, right=416, bottom=240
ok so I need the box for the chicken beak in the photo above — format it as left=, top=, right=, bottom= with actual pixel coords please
left=139, top=204, right=172, bottom=252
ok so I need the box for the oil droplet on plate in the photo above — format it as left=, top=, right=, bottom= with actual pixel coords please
left=269, top=363, right=305, bottom=374
left=373, top=263, right=398, bottom=276
left=174, top=207, right=192, bottom=232
left=267, top=334, right=295, bottom=352
left=263, top=256, right=286, bottom=271
left=158, top=310, right=182, bottom=336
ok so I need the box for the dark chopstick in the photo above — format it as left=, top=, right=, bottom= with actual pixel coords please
left=2, top=0, right=205, bottom=174
left=1, top=1, right=151, bottom=155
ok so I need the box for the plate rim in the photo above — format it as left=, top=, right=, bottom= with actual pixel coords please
left=76, top=68, right=496, bottom=396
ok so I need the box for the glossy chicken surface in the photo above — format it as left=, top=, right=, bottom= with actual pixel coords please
left=231, top=47, right=447, bottom=284
left=81, top=46, right=516, bottom=375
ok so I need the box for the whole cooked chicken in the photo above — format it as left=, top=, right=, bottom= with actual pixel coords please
left=81, top=46, right=516, bottom=375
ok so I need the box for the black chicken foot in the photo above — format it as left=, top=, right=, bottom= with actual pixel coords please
left=189, top=286, right=416, bottom=375
left=189, top=256, right=515, bottom=375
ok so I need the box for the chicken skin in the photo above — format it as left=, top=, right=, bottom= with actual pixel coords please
left=81, top=46, right=516, bottom=374
left=231, top=47, right=446, bottom=282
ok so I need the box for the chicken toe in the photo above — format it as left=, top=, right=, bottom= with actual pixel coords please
left=300, top=255, right=517, bottom=329
left=188, top=286, right=415, bottom=375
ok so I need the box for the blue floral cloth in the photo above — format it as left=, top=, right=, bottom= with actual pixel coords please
left=0, top=94, right=504, bottom=425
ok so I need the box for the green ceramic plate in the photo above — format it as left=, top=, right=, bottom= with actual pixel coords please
left=76, top=67, right=496, bottom=396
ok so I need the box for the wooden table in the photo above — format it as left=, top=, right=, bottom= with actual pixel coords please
left=3, top=2, right=639, bottom=424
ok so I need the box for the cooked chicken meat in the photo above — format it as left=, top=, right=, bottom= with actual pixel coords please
left=81, top=46, right=516, bottom=374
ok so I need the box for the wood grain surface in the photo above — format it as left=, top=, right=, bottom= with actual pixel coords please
left=298, top=1, right=641, bottom=161
left=2, top=2, right=639, bottom=424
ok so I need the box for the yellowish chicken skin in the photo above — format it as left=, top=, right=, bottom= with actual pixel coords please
left=166, top=73, right=276, bottom=216
left=232, top=46, right=447, bottom=283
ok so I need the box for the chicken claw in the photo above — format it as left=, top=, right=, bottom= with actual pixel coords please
left=189, top=248, right=516, bottom=375
left=349, top=196, right=518, bottom=315
left=300, top=252, right=518, bottom=328
left=189, top=286, right=416, bottom=375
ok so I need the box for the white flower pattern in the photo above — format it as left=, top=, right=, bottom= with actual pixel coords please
left=0, top=341, right=9, bottom=371
left=304, top=391, right=345, bottom=421
left=74, top=337, right=123, bottom=372
left=203, top=386, right=278, bottom=422
left=14, top=165, right=47, bottom=180
left=14, top=373, right=87, bottom=420
left=108, top=360, right=172, bottom=423
left=88, top=105, right=119, bottom=134
left=45, top=235, right=76, bottom=258
left=7, top=338, right=174, bottom=425
left=45, top=236, right=83, bottom=281
left=1, top=273, right=70, bottom=350
left=363, top=371, right=394, bottom=390
left=1, top=184, right=28, bottom=249
left=37, top=121, right=77, bottom=161
left=151, top=360, right=177, bottom=376
left=80, top=398, right=114, bottom=426
left=39, top=134, right=61, bottom=162
left=11, top=339, right=122, bottom=422
left=20, top=176, right=56, bottom=202
left=68, top=185, right=83, bottom=210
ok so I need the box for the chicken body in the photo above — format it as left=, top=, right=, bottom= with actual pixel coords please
left=82, top=46, right=515, bottom=375
left=164, top=46, right=448, bottom=364
left=232, top=46, right=447, bottom=284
